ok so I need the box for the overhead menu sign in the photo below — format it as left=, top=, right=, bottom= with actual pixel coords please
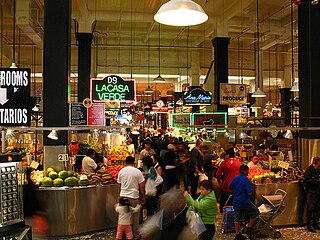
left=70, top=102, right=105, bottom=126
left=70, top=102, right=87, bottom=126
left=220, top=83, right=247, bottom=105
left=193, top=112, right=227, bottom=126
left=183, top=87, right=212, bottom=105
left=170, top=113, right=191, bottom=129
left=0, top=68, right=30, bottom=126
left=91, top=75, right=136, bottom=103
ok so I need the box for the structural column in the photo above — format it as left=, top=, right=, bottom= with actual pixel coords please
left=298, top=0, right=320, bottom=168
left=212, top=37, right=230, bottom=112
left=76, top=33, right=93, bottom=102
left=43, top=0, right=71, bottom=168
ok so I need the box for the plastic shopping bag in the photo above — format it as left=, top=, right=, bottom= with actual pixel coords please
left=146, top=178, right=157, bottom=196
left=186, top=210, right=207, bottom=236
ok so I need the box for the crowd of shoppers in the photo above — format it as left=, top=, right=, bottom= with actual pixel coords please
left=111, top=132, right=319, bottom=240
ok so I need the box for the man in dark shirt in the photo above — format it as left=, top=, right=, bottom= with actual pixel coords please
left=189, top=139, right=204, bottom=199
left=216, top=148, right=242, bottom=213
left=229, top=165, right=259, bottom=240
left=304, top=156, right=320, bottom=233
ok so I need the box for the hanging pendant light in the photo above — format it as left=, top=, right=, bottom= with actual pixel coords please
left=154, top=0, right=208, bottom=26
left=145, top=35, right=154, bottom=93
left=290, top=2, right=299, bottom=92
left=252, top=0, right=266, bottom=98
left=283, top=129, right=293, bottom=139
left=153, top=23, right=165, bottom=83
left=176, top=98, right=183, bottom=106
left=48, top=130, right=58, bottom=140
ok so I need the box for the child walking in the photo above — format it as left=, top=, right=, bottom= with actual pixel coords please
left=115, top=197, right=142, bottom=240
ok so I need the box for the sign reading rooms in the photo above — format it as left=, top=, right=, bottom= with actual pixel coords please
left=0, top=68, right=30, bottom=126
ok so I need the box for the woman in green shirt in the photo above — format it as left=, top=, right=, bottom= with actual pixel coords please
left=184, top=180, right=217, bottom=240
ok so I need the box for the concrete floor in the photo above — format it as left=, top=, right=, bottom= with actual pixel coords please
left=32, top=212, right=320, bottom=240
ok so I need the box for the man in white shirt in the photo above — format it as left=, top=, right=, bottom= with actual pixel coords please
left=247, top=155, right=263, bottom=170
left=82, top=148, right=99, bottom=174
left=117, top=156, right=146, bottom=239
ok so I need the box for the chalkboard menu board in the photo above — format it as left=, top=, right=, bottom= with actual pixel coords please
left=170, top=113, right=191, bottom=129
left=70, top=103, right=87, bottom=126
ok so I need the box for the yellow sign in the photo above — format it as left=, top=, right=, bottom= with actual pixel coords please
left=220, top=84, right=247, bottom=105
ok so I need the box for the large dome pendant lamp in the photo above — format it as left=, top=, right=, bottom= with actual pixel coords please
left=154, top=0, right=208, bottom=27
left=251, top=0, right=266, bottom=98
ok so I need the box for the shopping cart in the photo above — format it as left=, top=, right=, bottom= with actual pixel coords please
left=222, top=195, right=235, bottom=234
left=251, top=189, right=287, bottom=239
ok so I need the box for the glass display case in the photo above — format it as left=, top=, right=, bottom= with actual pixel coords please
left=0, top=153, right=31, bottom=239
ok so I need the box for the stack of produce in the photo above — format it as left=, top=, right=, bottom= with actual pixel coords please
left=85, top=171, right=115, bottom=185
left=108, top=146, right=129, bottom=161
left=107, top=165, right=125, bottom=181
left=41, top=167, right=87, bottom=187
left=30, top=170, right=44, bottom=185
left=280, top=167, right=304, bottom=182
left=248, top=169, right=279, bottom=184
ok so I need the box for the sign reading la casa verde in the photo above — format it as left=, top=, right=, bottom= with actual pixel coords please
left=90, top=75, right=136, bottom=102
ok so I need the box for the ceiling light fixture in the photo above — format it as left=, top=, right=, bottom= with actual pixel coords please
left=252, top=0, right=266, bottom=98
left=153, top=23, right=165, bottom=83
left=154, top=0, right=208, bottom=26
left=47, top=130, right=58, bottom=140
left=290, top=2, right=299, bottom=92
left=145, top=35, right=154, bottom=93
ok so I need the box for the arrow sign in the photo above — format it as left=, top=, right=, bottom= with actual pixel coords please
left=0, top=87, right=8, bottom=105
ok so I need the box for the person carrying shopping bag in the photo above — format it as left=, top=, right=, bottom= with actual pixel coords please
left=184, top=180, right=218, bottom=240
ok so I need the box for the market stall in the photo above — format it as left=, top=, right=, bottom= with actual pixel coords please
left=37, top=184, right=119, bottom=237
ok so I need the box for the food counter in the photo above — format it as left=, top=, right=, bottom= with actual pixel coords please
left=254, top=182, right=306, bottom=226
left=37, top=184, right=119, bottom=237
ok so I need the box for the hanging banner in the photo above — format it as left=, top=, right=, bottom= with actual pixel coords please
left=91, top=75, right=136, bottom=103
left=183, top=87, right=212, bottom=105
left=0, top=68, right=31, bottom=126
left=192, top=112, right=227, bottom=126
left=220, top=83, right=247, bottom=105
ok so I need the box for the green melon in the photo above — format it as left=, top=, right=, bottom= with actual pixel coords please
left=67, top=170, right=75, bottom=177
left=78, top=179, right=89, bottom=186
left=53, top=178, right=64, bottom=187
left=46, top=167, right=55, bottom=176
left=42, top=177, right=53, bottom=187
left=48, top=171, right=58, bottom=180
left=58, top=170, right=68, bottom=180
left=64, top=177, right=77, bottom=187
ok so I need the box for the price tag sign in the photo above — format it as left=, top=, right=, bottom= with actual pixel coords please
left=278, top=161, right=290, bottom=170
left=58, top=154, right=69, bottom=162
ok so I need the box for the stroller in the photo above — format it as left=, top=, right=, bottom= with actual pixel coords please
left=251, top=189, right=287, bottom=239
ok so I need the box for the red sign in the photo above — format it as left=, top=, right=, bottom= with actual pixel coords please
left=88, top=103, right=105, bottom=126
left=193, top=113, right=227, bottom=126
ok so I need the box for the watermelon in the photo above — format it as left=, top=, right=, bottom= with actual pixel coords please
left=42, top=177, right=53, bottom=187
left=53, top=178, right=64, bottom=187
left=58, top=170, right=68, bottom=180
left=46, top=167, right=55, bottom=176
left=64, top=177, right=77, bottom=187
left=48, top=171, right=58, bottom=180
left=79, top=179, right=89, bottom=186
left=67, top=170, right=75, bottom=177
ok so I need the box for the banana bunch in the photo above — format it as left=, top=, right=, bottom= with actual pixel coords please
left=86, top=172, right=115, bottom=185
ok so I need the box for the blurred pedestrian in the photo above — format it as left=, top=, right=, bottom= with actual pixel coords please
left=189, top=139, right=204, bottom=199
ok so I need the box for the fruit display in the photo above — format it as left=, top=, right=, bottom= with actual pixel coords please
left=41, top=177, right=53, bottom=187
left=58, top=170, right=69, bottom=180
left=89, top=142, right=103, bottom=154
left=53, top=178, right=64, bottom=187
left=107, top=146, right=129, bottom=164
left=107, top=165, right=125, bottom=181
left=85, top=171, right=115, bottom=185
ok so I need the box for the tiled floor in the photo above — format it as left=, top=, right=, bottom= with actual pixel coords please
left=32, top=213, right=320, bottom=240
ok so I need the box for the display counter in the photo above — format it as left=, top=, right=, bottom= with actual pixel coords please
left=37, top=184, right=119, bottom=237
left=254, top=182, right=306, bottom=227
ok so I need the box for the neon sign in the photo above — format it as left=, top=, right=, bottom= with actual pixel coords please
left=183, top=87, right=212, bottom=105
left=90, top=75, right=136, bottom=102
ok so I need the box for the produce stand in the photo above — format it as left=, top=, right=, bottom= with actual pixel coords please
left=37, top=184, right=119, bottom=237
left=253, top=182, right=306, bottom=226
